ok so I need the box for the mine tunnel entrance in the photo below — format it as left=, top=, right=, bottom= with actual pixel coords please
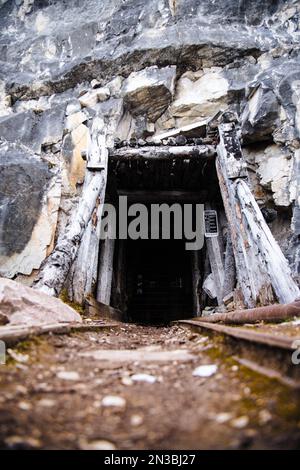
left=125, top=239, right=193, bottom=325
left=98, top=136, right=224, bottom=325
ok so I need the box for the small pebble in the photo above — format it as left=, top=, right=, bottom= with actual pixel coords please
left=101, top=395, right=126, bottom=408
left=230, top=416, right=249, bottom=429
left=215, top=412, right=233, bottom=424
left=18, top=401, right=32, bottom=411
left=130, top=414, right=144, bottom=427
left=4, top=436, right=41, bottom=449
left=258, top=409, right=272, bottom=425
left=131, top=374, right=157, bottom=384
left=79, top=439, right=116, bottom=450
left=37, top=399, right=56, bottom=408
left=192, top=364, right=218, bottom=377
left=56, top=371, right=80, bottom=381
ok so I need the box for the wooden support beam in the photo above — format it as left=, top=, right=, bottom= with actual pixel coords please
left=205, top=204, right=225, bottom=307
left=222, top=231, right=236, bottom=299
left=112, top=240, right=127, bottom=312
left=34, top=117, right=108, bottom=297
left=117, top=190, right=208, bottom=203
left=151, top=119, right=208, bottom=142
left=96, top=236, right=115, bottom=305
left=216, top=122, right=300, bottom=308
left=109, top=145, right=216, bottom=160
left=191, top=250, right=202, bottom=316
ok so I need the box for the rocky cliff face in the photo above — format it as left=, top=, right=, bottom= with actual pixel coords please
left=0, top=0, right=299, bottom=283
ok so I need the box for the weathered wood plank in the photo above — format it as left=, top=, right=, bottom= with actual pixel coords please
left=117, top=190, right=208, bottom=202
left=109, top=145, right=216, bottom=160
left=216, top=123, right=300, bottom=308
left=0, top=321, right=119, bottom=347
left=205, top=204, right=225, bottom=307
left=96, top=235, right=115, bottom=305
left=34, top=118, right=108, bottom=297
left=191, top=250, right=202, bottom=316
left=151, top=119, right=208, bottom=142
left=222, top=231, right=236, bottom=299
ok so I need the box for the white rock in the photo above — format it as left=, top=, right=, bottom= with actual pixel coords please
left=131, top=373, right=157, bottom=384
left=56, top=371, right=80, bottom=381
left=4, top=436, right=41, bottom=449
left=65, top=111, right=87, bottom=132
left=258, top=409, right=272, bottom=425
left=91, top=79, right=101, bottom=89
left=215, top=412, right=233, bottom=424
left=203, top=273, right=217, bottom=299
left=192, top=364, right=218, bottom=377
left=79, top=439, right=116, bottom=450
left=97, top=86, right=110, bottom=102
left=37, top=398, right=56, bottom=408
left=66, top=101, right=81, bottom=116
left=79, top=90, right=99, bottom=108
left=121, top=376, right=133, bottom=386
left=230, top=415, right=249, bottom=429
left=107, top=76, right=124, bottom=96
left=255, top=144, right=293, bottom=207
left=79, top=88, right=110, bottom=108
left=101, top=395, right=126, bottom=408
left=130, top=414, right=144, bottom=426
left=18, top=401, right=32, bottom=411
left=170, top=69, right=229, bottom=123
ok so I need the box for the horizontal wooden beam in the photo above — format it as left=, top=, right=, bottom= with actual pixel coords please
left=117, top=190, right=209, bottom=203
left=151, top=119, right=208, bottom=142
left=109, top=145, right=216, bottom=160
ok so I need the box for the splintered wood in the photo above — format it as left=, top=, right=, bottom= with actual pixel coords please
left=216, top=123, right=300, bottom=308
left=34, top=117, right=108, bottom=297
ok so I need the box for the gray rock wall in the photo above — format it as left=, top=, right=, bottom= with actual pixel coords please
left=0, top=0, right=299, bottom=281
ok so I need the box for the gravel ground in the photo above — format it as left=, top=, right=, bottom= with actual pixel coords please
left=0, top=323, right=300, bottom=450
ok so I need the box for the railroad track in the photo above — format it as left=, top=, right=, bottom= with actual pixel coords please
left=177, top=319, right=300, bottom=388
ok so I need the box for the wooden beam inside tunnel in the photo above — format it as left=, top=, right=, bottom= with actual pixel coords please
left=117, top=190, right=208, bottom=203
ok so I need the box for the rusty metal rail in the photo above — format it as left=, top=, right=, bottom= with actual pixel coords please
left=177, top=320, right=296, bottom=350
left=177, top=319, right=300, bottom=388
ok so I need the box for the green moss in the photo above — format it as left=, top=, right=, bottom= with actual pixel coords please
left=59, top=289, right=85, bottom=315
left=200, top=330, right=300, bottom=430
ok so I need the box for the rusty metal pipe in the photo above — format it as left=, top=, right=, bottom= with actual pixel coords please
left=200, top=300, right=300, bottom=324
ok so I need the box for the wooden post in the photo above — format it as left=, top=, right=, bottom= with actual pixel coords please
left=34, top=117, right=108, bottom=297
left=222, top=231, right=236, bottom=299
left=216, top=123, right=300, bottom=308
left=113, top=240, right=127, bottom=311
left=191, top=250, right=202, bottom=316
left=96, top=236, right=115, bottom=306
left=205, top=203, right=225, bottom=307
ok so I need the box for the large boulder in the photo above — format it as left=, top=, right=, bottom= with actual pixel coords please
left=123, top=66, right=176, bottom=122
left=0, top=278, right=82, bottom=326
left=169, top=68, right=229, bottom=125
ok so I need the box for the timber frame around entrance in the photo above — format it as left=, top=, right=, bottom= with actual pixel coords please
left=33, top=111, right=300, bottom=320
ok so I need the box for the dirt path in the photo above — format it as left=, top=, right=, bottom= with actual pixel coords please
left=0, top=323, right=300, bottom=450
